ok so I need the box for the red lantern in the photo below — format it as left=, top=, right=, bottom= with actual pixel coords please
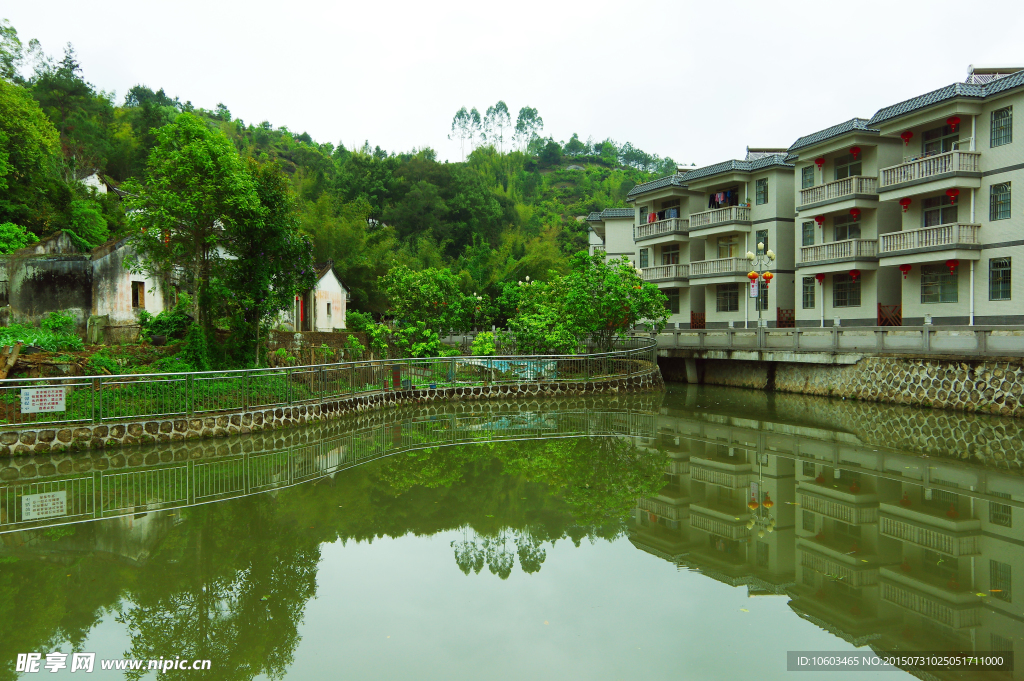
left=946, top=188, right=960, bottom=204
left=849, top=208, right=861, bottom=220
left=946, top=502, right=960, bottom=519
left=748, top=499, right=759, bottom=511
left=762, top=271, right=774, bottom=287
left=814, top=157, right=825, bottom=170
left=900, top=130, right=914, bottom=146
left=763, top=493, right=774, bottom=509
left=815, top=273, right=825, bottom=285
left=946, top=259, right=959, bottom=275
left=850, top=146, right=861, bottom=160
left=814, top=215, right=825, bottom=228
left=748, top=271, right=759, bottom=281
left=947, top=115, right=961, bottom=132
left=899, top=264, right=912, bottom=279
left=899, top=197, right=912, bottom=212
left=899, top=491, right=911, bottom=506
left=849, top=269, right=861, bottom=282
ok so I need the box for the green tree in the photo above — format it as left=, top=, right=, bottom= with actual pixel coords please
left=220, top=158, right=317, bottom=365
left=483, top=101, right=512, bottom=153
left=564, top=133, right=586, bottom=157
left=0, top=19, right=23, bottom=81
left=514, top=106, right=543, bottom=152
left=66, top=198, right=108, bottom=248
left=123, top=112, right=259, bottom=332
left=379, top=265, right=472, bottom=337
left=0, top=78, right=60, bottom=229
left=449, top=107, right=473, bottom=161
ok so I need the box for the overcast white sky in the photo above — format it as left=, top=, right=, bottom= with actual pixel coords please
left=6, top=0, right=1024, bottom=167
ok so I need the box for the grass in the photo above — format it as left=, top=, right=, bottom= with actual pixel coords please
left=0, top=324, right=84, bottom=352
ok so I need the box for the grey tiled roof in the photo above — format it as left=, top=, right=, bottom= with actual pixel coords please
left=680, top=154, right=793, bottom=182
left=625, top=173, right=687, bottom=199
left=586, top=208, right=635, bottom=222
left=788, top=118, right=878, bottom=152
left=868, top=70, right=1024, bottom=126
left=601, top=208, right=635, bottom=218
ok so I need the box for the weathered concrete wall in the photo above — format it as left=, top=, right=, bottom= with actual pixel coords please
left=91, top=240, right=166, bottom=323
left=0, top=368, right=663, bottom=457
left=7, top=255, right=94, bottom=328
left=663, top=356, right=1024, bottom=419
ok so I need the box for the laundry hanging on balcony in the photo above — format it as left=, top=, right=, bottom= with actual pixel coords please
left=708, top=189, right=740, bottom=209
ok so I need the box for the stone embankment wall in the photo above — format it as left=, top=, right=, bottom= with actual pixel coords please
left=0, top=392, right=662, bottom=483
left=0, top=369, right=663, bottom=457
left=661, top=356, right=1024, bottom=419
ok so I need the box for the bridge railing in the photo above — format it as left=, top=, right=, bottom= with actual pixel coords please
left=646, top=326, right=1024, bottom=356
left=0, top=338, right=658, bottom=431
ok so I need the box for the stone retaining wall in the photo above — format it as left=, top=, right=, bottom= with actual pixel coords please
left=0, top=369, right=663, bottom=457
left=675, top=356, right=1024, bottom=419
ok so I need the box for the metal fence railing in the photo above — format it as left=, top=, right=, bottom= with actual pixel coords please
left=0, top=338, right=658, bottom=431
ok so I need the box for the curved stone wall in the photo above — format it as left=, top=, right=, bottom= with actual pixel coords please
left=0, top=368, right=663, bottom=457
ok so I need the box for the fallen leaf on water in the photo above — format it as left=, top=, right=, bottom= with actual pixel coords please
left=486, top=514, right=494, bottom=517
left=991, top=589, right=1003, bottom=592
left=740, top=608, right=749, bottom=612
left=544, top=621, right=549, bottom=625
left=260, top=596, right=269, bottom=601
left=977, top=593, right=989, bottom=598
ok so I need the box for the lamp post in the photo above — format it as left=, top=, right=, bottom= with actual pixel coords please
left=745, top=241, right=775, bottom=330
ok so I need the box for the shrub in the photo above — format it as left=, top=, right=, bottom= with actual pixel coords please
left=40, top=310, right=76, bottom=334
left=470, top=331, right=496, bottom=356
left=346, top=310, right=374, bottom=334
left=345, top=335, right=366, bottom=361
left=0, top=222, right=39, bottom=254
left=0, top=323, right=83, bottom=352
left=141, top=293, right=193, bottom=341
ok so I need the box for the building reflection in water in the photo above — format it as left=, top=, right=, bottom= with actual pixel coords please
left=630, top=391, right=1023, bottom=668
left=1, top=386, right=1023, bottom=678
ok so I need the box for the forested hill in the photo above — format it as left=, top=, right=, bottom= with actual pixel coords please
left=0, top=21, right=676, bottom=311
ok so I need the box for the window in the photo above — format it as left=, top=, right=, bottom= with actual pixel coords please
left=802, top=510, right=815, bottom=533
left=756, top=541, right=769, bottom=567
left=802, top=277, right=816, bottom=309
left=756, top=229, right=769, bottom=253
left=131, top=281, right=146, bottom=310
left=923, top=124, right=959, bottom=156
left=834, top=153, right=862, bottom=180
left=990, top=490, right=1013, bottom=527
left=923, top=194, right=959, bottom=227
left=833, top=215, right=861, bottom=241
left=639, top=248, right=649, bottom=269
left=990, top=182, right=1011, bottom=220
left=801, top=166, right=814, bottom=189
left=921, top=264, right=958, bottom=303
left=665, top=288, right=679, bottom=315
left=992, top=632, right=1014, bottom=653
left=802, top=221, right=815, bottom=247
left=990, top=560, right=1012, bottom=602
left=991, top=106, right=1013, bottom=147
left=639, top=206, right=649, bottom=224
left=802, top=566, right=816, bottom=587
left=833, top=273, right=861, bottom=307
left=755, top=283, right=768, bottom=311
left=716, top=284, right=739, bottom=312
left=717, top=236, right=739, bottom=258
left=990, top=257, right=1011, bottom=301
left=924, top=486, right=959, bottom=512
left=661, top=244, right=680, bottom=265
left=802, top=461, right=816, bottom=478
left=755, top=178, right=768, bottom=205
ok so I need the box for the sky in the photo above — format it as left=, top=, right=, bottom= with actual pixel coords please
left=5, top=0, right=1024, bottom=167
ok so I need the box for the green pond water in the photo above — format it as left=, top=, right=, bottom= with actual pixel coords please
left=1, top=384, right=1022, bottom=680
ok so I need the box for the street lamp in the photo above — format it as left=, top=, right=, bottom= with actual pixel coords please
left=745, top=241, right=775, bottom=329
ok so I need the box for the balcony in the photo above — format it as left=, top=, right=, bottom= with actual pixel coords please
left=637, top=217, right=689, bottom=241
left=641, top=264, right=689, bottom=282
left=799, top=542, right=879, bottom=587
left=799, top=239, right=878, bottom=265
left=689, top=205, right=751, bottom=235
left=639, top=497, right=687, bottom=522
left=878, top=505, right=980, bottom=557
left=798, top=489, right=879, bottom=524
left=880, top=576, right=981, bottom=629
left=691, top=462, right=748, bottom=489
left=879, top=150, right=981, bottom=189
left=799, top=176, right=878, bottom=209
left=878, top=224, right=981, bottom=261
left=690, top=257, right=748, bottom=278
left=690, top=507, right=747, bottom=540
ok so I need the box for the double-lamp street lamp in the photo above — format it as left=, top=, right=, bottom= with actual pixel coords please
left=745, top=241, right=775, bottom=329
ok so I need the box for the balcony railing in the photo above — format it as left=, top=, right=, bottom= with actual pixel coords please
left=690, top=257, right=747, bottom=277
left=878, top=512, right=980, bottom=556
left=690, top=508, right=745, bottom=540
left=800, top=238, right=878, bottom=264
left=690, top=205, right=751, bottom=229
left=691, top=463, right=748, bottom=489
left=879, top=150, right=981, bottom=188
left=799, top=491, right=879, bottom=524
left=799, top=176, right=877, bottom=207
left=799, top=546, right=878, bottom=587
left=880, top=579, right=981, bottom=629
left=637, top=218, right=689, bottom=240
left=878, top=224, right=980, bottom=255
left=641, top=264, right=689, bottom=281
left=639, top=497, right=686, bottom=521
